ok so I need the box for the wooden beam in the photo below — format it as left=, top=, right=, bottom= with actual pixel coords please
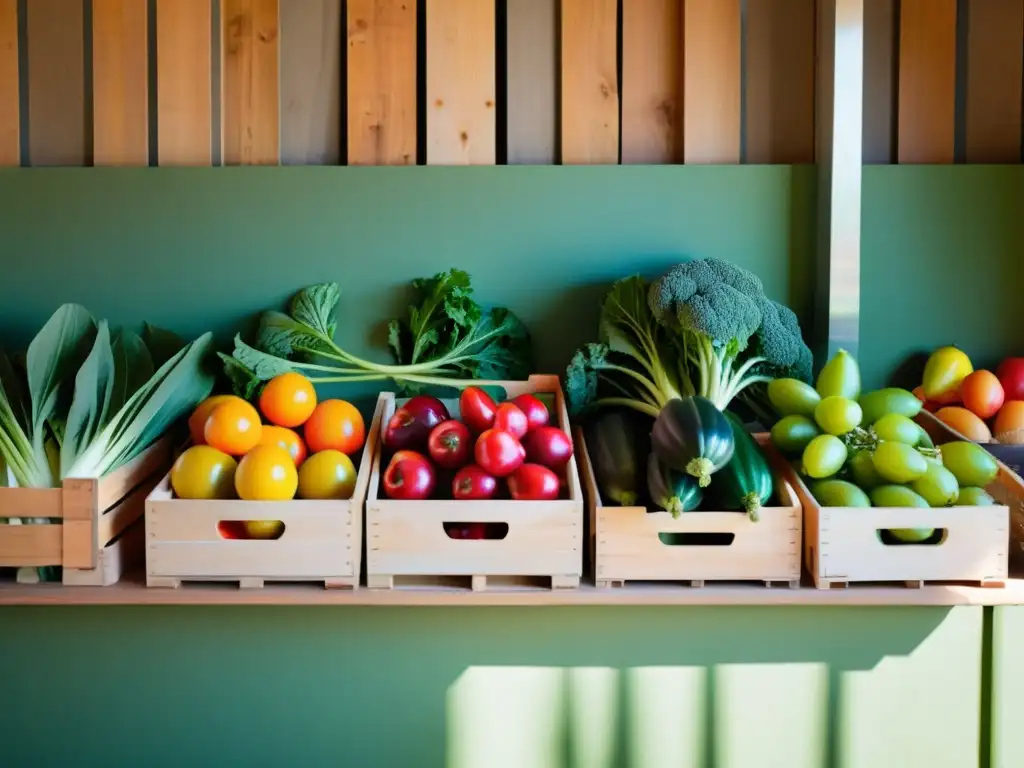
left=0, top=0, right=18, bottom=166
left=561, top=0, right=619, bottom=164
left=507, top=0, right=557, bottom=164
left=222, top=0, right=280, bottom=165
left=862, top=0, right=896, bottom=164
left=156, top=0, right=212, bottom=166
left=92, top=0, right=149, bottom=166
left=683, top=0, right=741, bottom=163
left=965, top=0, right=1024, bottom=163
left=898, top=0, right=956, bottom=164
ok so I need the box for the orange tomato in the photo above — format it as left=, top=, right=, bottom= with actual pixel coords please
left=204, top=399, right=263, bottom=456
left=935, top=406, right=992, bottom=443
left=995, top=401, right=1024, bottom=438
left=912, top=386, right=937, bottom=413
left=304, top=399, right=366, bottom=455
left=959, top=370, right=1005, bottom=420
left=234, top=444, right=298, bottom=501
left=259, top=372, right=317, bottom=428
left=257, top=425, right=308, bottom=467
left=188, top=395, right=240, bottom=445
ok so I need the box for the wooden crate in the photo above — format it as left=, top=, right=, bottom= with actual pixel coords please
left=145, top=396, right=385, bottom=590
left=578, top=428, right=802, bottom=588
left=0, top=437, right=172, bottom=586
left=787, top=413, right=1018, bottom=589
left=365, top=375, right=583, bottom=591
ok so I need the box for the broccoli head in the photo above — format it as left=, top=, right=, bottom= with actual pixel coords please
left=751, top=300, right=814, bottom=383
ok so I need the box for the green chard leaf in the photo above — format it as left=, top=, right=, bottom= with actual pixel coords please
left=451, top=307, right=532, bottom=381
left=258, top=310, right=336, bottom=361
left=26, top=304, right=97, bottom=435
left=231, top=335, right=297, bottom=381
left=289, top=282, right=340, bottom=339
left=60, top=321, right=117, bottom=478
left=396, top=269, right=482, bottom=364
left=218, top=352, right=263, bottom=401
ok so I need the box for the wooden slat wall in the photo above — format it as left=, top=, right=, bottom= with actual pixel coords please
left=347, top=0, right=417, bottom=166
left=683, top=0, right=741, bottom=164
left=621, top=0, right=683, bottom=165
left=965, top=0, right=1024, bottom=163
left=862, top=0, right=896, bottom=164
left=507, top=0, right=557, bottom=165
left=561, top=0, right=619, bottom=165
left=222, top=0, right=280, bottom=166
left=27, top=0, right=86, bottom=166
left=92, top=0, right=149, bottom=166
left=156, top=0, right=212, bottom=166
left=0, top=0, right=18, bottom=166
left=280, top=0, right=341, bottom=165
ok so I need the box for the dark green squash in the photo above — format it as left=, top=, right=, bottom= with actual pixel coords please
left=651, top=396, right=734, bottom=488
left=584, top=409, right=652, bottom=506
left=711, top=412, right=774, bottom=521
left=647, top=453, right=703, bottom=518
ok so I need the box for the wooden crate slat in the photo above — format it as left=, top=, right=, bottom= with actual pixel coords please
left=966, top=0, right=1024, bottom=163
left=222, top=0, right=280, bottom=165
left=346, top=0, right=417, bottom=165
left=280, top=0, right=341, bottom=165
left=426, top=0, right=496, bottom=165
left=0, top=487, right=62, bottom=518
left=863, top=0, right=897, bottom=164
left=561, top=0, right=619, bottom=165
left=156, top=0, right=212, bottom=165
left=27, top=0, right=86, bottom=166
left=0, top=524, right=62, bottom=567
left=0, top=0, right=18, bottom=166
left=92, top=0, right=149, bottom=166
left=621, top=0, right=683, bottom=164
left=744, top=0, right=815, bottom=164
left=898, top=0, right=957, bottom=164
left=683, top=0, right=741, bottom=164
left=506, top=0, right=557, bottom=164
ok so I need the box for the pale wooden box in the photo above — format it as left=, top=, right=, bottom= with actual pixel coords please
left=365, top=375, right=584, bottom=591
left=0, top=437, right=172, bottom=585
left=578, top=428, right=802, bottom=588
left=144, top=396, right=385, bottom=590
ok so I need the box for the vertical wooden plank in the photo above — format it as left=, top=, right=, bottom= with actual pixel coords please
left=0, top=0, right=18, bottom=166
left=863, top=0, right=896, bottom=164
left=156, top=0, right=212, bottom=166
left=26, top=0, right=86, bottom=166
left=683, top=0, right=741, bottom=164
left=897, top=0, right=956, bottom=164
left=506, top=0, right=557, bottom=164
left=965, top=0, right=1024, bottom=163
left=347, top=0, right=417, bottom=166
left=745, top=0, right=816, bottom=164
left=561, top=0, right=619, bottom=165
left=92, top=0, right=149, bottom=166
left=280, top=0, right=341, bottom=165
left=621, top=0, right=683, bottom=164
left=223, top=0, right=280, bottom=165
left=426, top=0, right=496, bottom=165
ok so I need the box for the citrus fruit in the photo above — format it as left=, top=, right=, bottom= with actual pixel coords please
left=234, top=444, right=298, bottom=501
left=304, top=399, right=366, bottom=455
left=204, top=399, right=263, bottom=456
left=257, top=425, right=308, bottom=467
left=297, top=450, right=358, bottom=500
left=170, top=445, right=238, bottom=500
left=259, top=372, right=317, bottom=428
left=188, top=395, right=240, bottom=445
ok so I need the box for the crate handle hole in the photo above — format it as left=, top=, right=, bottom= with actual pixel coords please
left=217, top=521, right=285, bottom=540
left=876, top=528, right=948, bottom=546
left=658, top=532, right=735, bottom=547
left=443, top=522, right=509, bottom=540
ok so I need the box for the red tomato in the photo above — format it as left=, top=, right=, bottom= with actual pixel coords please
left=493, top=403, right=529, bottom=439
left=445, top=522, right=488, bottom=540
left=508, top=463, right=561, bottom=500
left=384, top=396, right=450, bottom=451
left=959, top=370, right=1005, bottom=420
left=474, top=429, right=525, bottom=477
left=997, top=358, right=1024, bottom=402
left=459, top=386, right=498, bottom=433
left=452, top=464, right=498, bottom=500
left=523, top=426, right=574, bottom=468
left=428, top=420, right=473, bottom=470
left=511, top=394, right=550, bottom=432
left=382, top=451, right=436, bottom=500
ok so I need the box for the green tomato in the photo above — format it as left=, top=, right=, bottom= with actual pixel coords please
left=956, top=487, right=997, bottom=506
left=872, top=441, right=928, bottom=484
left=849, top=450, right=884, bottom=490
left=767, top=378, right=821, bottom=418
left=870, top=485, right=930, bottom=508
left=940, top=441, right=998, bottom=488
left=910, top=462, right=960, bottom=507
left=816, top=348, right=861, bottom=400
left=814, top=396, right=863, bottom=436
left=873, top=413, right=922, bottom=446
left=802, top=434, right=848, bottom=479
left=858, top=388, right=923, bottom=425
left=770, top=415, right=820, bottom=455
left=811, top=479, right=871, bottom=508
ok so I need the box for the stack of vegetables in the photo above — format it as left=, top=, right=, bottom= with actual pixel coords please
left=0, top=304, right=216, bottom=582
left=568, top=257, right=813, bottom=521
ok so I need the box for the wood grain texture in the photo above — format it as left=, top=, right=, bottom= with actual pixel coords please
left=561, top=0, right=619, bottom=164
left=27, top=0, right=86, bottom=166
left=156, top=0, right=212, bottom=166
left=506, top=0, right=557, bottom=164
left=280, top=0, right=341, bottom=165
left=347, top=0, right=417, bottom=165
left=745, top=0, right=815, bottom=163
left=863, top=0, right=896, bottom=164
left=683, top=0, right=741, bottom=163
left=965, top=0, right=1024, bottom=163
left=426, top=0, right=496, bottom=165
left=898, top=0, right=957, bottom=164
left=621, top=0, right=683, bottom=164
left=0, top=0, right=18, bottom=166
left=92, top=0, right=149, bottom=166
left=222, top=0, right=280, bottom=165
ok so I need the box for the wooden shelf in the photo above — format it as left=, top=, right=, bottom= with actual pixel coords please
left=2, top=571, right=1024, bottom=607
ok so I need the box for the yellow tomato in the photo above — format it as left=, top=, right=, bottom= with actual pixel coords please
left=244, top=520, right=285, bottom=540
left=922, top=346, right=973, bottom=401
left=298, top=450, right=358, bottom=500
left=170, top=445, right=238, bottom=500
left=234, top=444, right=298, bottom=501
left=205, top=399, right=263, bottom=456
left=188, top=395, right=240, bottom=446
left=257, top=425, right=308, bottom=467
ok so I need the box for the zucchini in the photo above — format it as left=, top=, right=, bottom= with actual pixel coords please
left=584, top=409, right=651, bottom=507
left=651, top=395, right=734, bottom=487
left=647, top=453, right=703, bottom=518
left=710, top=413, right=774, bottom=521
